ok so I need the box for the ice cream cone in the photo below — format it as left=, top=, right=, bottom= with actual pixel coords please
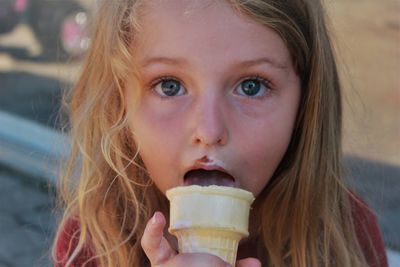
left=166, top=185, right=254, bottom=265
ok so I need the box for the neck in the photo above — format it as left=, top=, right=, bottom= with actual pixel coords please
left=237, top=236, right=259, bottom=260
left=237, top=201, right=262, bottom=260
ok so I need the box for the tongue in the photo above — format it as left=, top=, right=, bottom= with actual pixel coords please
left=184, top=169, right=235, bottom=187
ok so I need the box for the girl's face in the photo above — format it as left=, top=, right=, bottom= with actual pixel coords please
left=126, top=0, right=300, bottom=197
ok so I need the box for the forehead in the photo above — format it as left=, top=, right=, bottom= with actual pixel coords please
left=133, top=0, right=291, bottom=69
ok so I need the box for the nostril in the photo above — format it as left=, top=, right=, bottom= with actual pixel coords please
left=191, top=117, right=228, bottom=146
left=197, top=155, right=211, bottom=163
left=193, top=135, right=225, bottom=146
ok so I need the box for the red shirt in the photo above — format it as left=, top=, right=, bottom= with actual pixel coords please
left=54, top=194, right=389, bottom=267
left=54, top=217, right=97, bottom=267
left=350, top=193, right=388, bottom=267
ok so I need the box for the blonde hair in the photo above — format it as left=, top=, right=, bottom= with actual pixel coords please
left=53, top=0, right=369, bottom=266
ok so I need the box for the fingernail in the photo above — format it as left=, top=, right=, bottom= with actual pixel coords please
left=151, top=211, right=159, bottom=225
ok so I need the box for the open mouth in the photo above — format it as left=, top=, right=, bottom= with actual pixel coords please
left=183, top=169, right=236, bottom=187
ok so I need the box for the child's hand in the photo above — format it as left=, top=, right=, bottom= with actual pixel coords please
left=141, top=211, right=261, bottom=267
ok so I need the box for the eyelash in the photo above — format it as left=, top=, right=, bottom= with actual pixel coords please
left=147, top=75, right=183, bottom=99
left=149, top=75, right=182, bottom=89
left=148, top=74, right=274, bottom=98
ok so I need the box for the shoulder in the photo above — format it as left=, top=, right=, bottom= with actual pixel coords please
left=349, top=192, right=388, bottom=267
left=54, top=217, right=97, bottom=267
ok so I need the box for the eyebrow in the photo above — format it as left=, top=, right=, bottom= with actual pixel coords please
left=140, top=56, right=289, bottom=70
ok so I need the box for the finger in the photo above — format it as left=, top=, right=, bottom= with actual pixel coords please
left=141, top=211, right=177, bottom=266
left=236, top=257, right=262, bottom=267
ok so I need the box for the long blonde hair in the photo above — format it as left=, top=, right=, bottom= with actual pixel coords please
left=53, top=0, right=369, bottom=266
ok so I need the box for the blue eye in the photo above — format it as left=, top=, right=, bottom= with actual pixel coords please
left=236, top=77, right=271, bottom=97
left=153, top=78, right=186, bottom=97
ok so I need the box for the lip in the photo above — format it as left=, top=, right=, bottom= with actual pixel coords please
left=189, top=162, right=230, bottom=173
left=183, top=161, right=237, bottom=187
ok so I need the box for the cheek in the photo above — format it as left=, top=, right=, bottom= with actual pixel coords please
left=128, top=103, right=186, bottom=192
left=130, top=109, right=176, bottom=159
left=237, top=109, right=295, bottom=157
left=234, top=110, right=296, bottom=195
left=130, top=97, right=184, bottom=143
left=130, top=123, right=177, bottom=192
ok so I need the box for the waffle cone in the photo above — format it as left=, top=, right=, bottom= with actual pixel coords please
left=167, top=185, right=255, bottom=265
left=175, top=228, right=242, bottom=266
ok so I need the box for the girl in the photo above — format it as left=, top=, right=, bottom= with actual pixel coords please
left=53, top=0, right=388, bottom=266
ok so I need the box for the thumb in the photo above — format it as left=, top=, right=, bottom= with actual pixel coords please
left=236, top=257, right=262, bottom=267
left=141, top=211, right=177, bottom=266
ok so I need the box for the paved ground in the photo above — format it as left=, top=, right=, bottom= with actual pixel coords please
left=0, top=165, right=55, bottom=267
left=344, top=156, right=400, bottom=251
left=329, top=0, right=400, bottom=166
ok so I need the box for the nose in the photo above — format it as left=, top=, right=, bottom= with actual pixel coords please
left=191, top=94, right=228, bottom=147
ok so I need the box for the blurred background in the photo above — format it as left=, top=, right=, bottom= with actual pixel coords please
left=0, top=0, right=399, bottom=266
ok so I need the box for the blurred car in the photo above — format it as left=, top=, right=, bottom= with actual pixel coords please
left=0, top=0, right=90, bottom=60
left=0, top=0, right=27, bottom=34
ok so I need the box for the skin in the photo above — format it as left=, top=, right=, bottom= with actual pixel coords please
left=125, top=0, right=301, bottom=265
